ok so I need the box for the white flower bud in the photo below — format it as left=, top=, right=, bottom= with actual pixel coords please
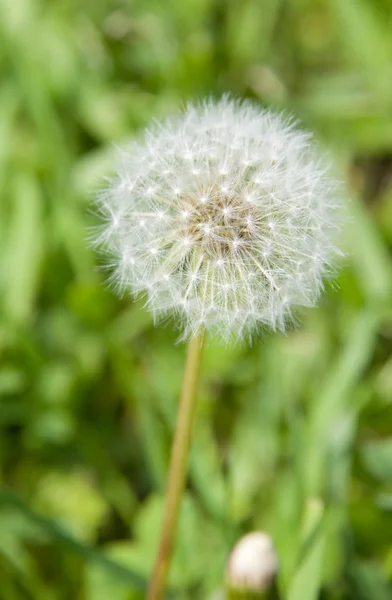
left=226, top=532, right=278, bottom=592
left=94, top=96, right=343, bottom=341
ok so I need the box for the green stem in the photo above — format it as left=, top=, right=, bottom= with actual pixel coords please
left=147, top=330, right=205, bottom=600
left=227, top=591, right=267, bottom=600
left=226, top=581, right=277, bottom=600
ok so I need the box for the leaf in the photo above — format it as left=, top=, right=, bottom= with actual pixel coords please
left=85, top=543, right=146, bottom=600
left=361, top=438, right=392, bottom=484
left=329, top=0, right=392, bottom=102
left=0, top=174, right=43, bottom=322
left=0, top=488, right=148, bottom=592
left=348, top=561, right=392, bottom=600
left=304, top=309, right=381, bottom=494
left=346, top=197, right=392, bottom=306
left=32, top=470, right=109, bottom=541
left=287, top=499, right=325, bottom=600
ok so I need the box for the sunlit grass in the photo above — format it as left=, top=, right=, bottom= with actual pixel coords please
left=0, top=0, right=392, bottom=598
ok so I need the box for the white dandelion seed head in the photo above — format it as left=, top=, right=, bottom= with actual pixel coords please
left=226, top=531, right=279, bottom=592
left=94, top=97, right=343, bottom=342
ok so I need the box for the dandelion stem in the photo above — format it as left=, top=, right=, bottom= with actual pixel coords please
left=147, top=329, right=206, bottom=600
left=226, top=589, right=269, bottom=600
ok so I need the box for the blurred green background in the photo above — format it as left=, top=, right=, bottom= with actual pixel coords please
left=1, top=0, right=392, bottom=598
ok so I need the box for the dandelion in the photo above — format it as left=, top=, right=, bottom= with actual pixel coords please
left=95, top=97, right=341, bottom=343
left=226, top=532, right=279, bottom=595
left=93, top=97, right=343, bottom=600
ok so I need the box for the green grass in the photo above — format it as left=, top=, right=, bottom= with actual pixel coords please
left=1, top=0, right=392, bottom=598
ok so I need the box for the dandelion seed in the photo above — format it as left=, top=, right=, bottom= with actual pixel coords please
left=94, top=96, right=343, bottom=341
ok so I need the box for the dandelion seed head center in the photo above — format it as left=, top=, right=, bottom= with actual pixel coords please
left=172, top=185, right=273, bottom=258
